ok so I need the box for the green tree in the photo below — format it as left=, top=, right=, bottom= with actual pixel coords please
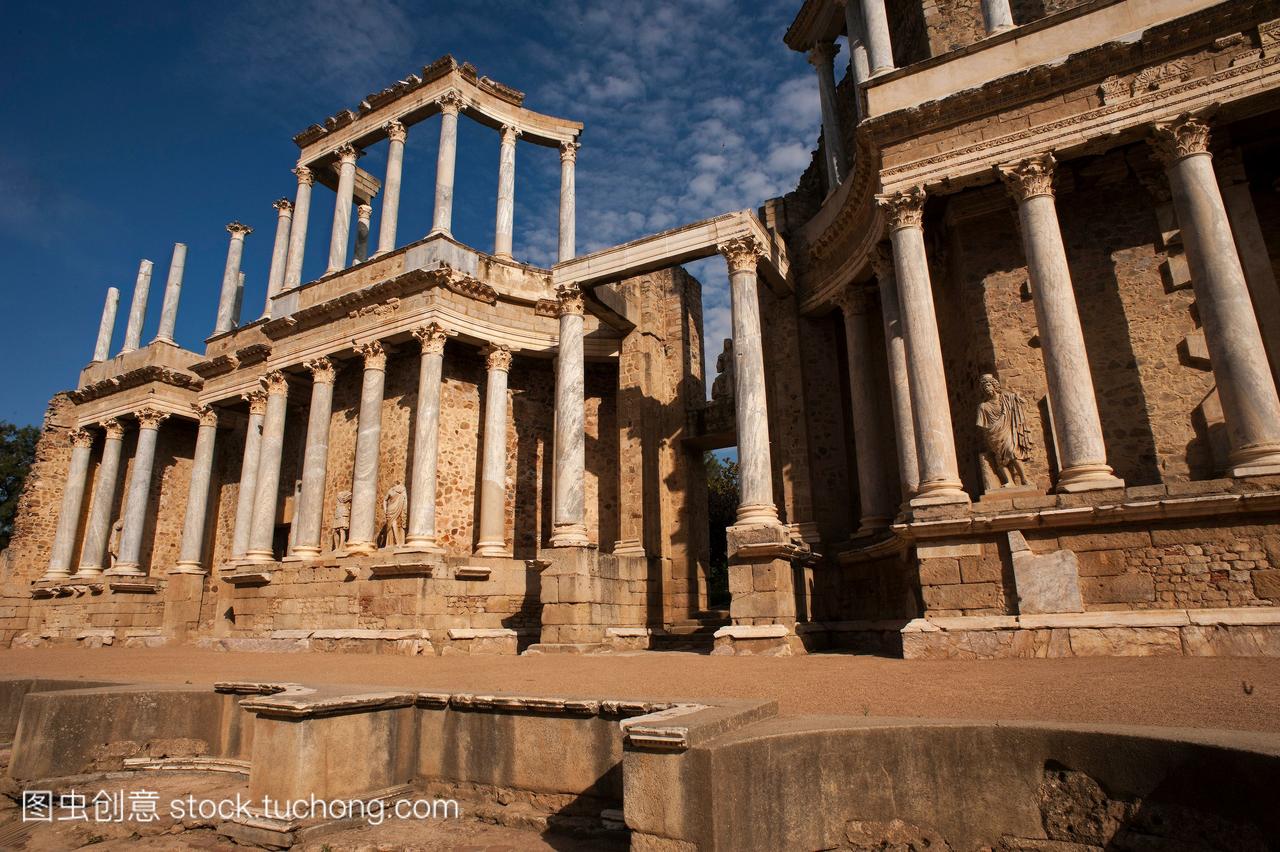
left=704, top=451, right=739, bottom=608
left=0, top=422, right=39, bottom=551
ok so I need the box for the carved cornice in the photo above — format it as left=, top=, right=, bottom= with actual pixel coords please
left=101, top=418, right=125, bottom=440
left=997, top=153, right=1057, bottom=201
left=190, top=353, right=238, bottom=380
left=134, top=407, right=169, bottom=430
left=193, top=403, right=219, bottom=428
left=875, top=186, right=926, bottom=231
left=226, top=221, right=253, bottom=238
left=293, top=165, right=314, bottom=186
left=70, top=429, right=94, bottom=449
left=260, top=370, right=289, bottom=396
left=305, top=356, right=336, bottom=384
left=348, top=297, right=399, bottom=320
left=1150, top=113, right=1213, bottom=166
left=484, top=344, right=512, bottom=373
left=718, top=236, right=766, bottom=275
left=385, top=119, right=407, bottom=143
left=554, top=284, right=585, bottom=317
left=69, top=366, right=202, bottom=404
left=359, top=340, right=387, bottom=371
left=243, top=389, right=268, bottom=417
left=234, top=343, right=272, bottom=367
left=273, top=198, right=294, bottom=214
left=412, top=323, right=450, bottom=356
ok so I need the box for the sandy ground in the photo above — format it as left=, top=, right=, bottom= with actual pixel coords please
left=1, top=647, right=1278, bottom=733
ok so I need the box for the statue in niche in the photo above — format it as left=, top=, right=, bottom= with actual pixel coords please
left=977, top=373, right=1033, bottom=487
left=107, top=518, right=124, bottom=568
left=710, top=339, right=735, bottom=401
left=381, top=483, right=407, bottom=548
left=330, top=491, right=352, bottom=551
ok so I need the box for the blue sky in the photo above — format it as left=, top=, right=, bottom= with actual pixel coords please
left=0, top=0, right=826, bottom=426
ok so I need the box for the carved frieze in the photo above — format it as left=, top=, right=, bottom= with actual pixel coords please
left=348, top=297, right=400, bottom=320
left=190, top=353, right=238, bottom=380
left=234, top=343, right=272, bottom=367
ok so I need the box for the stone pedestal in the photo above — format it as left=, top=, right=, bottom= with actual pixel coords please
left=725, top=523, right=805, bottom=635
left=537, top=546, right=603, bottom=647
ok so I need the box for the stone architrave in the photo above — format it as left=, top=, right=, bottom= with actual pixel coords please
left=551, top=285, right=589, bottom=547
left=407, top=325, right=449, bottom=551
left=1151, top=115, right=1280, bottom=476
left=43, top=429, right=95, bottom=580
left=284, top=166, right=314, bottom=289
left=292, top=357, right=336, bottom=558
left=348, top=341, right=387, bottom=554
left=109, top=407, right=168, bottom=576
left=120, top=259, right=154, bottom=353
left=263, top=199, right=294, bottom=316
left=245, top=371, right=289, bottom=564
left=494, top=124, right=521, bottom=259
left=172, top=405, right=219, bottom=574
left=376, top=120, right=407, bottom=256
left=476, top=344, right=512, bottom=555
left=231, top=390, right=267, bottom=560
left=327, top=144, right=359, bottom=273
left=154, top=243, right=188, bottom=345
left=215, top=223, right=252, bottom=335
left=1008, top=530, right=1083, bottom=615
left=92, top=288, right=120, bottom=362
left=875, top=187, right=968, bottom=506
left=77, top=418, right=125, bottom=576
left=432, top=91, right=463, bottom=236
left=559, top=141, right=579, bottom=261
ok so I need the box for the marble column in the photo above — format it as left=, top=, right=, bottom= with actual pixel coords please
left=121, top=259, right=154, bottom=353
left=353, top=204, right=373, bottom=263
left=284, top=166, right=314, bottom=290
left=291, top=357, right=335, bottom=558
left=230, top=390, right=267, bottom=560
left=347, top=341, right=387, bottom=554
left=551, top=286, right=588, bottom=546
left=837, top=288, right=894, bottom=532
left=326, top=144, right=359, bottom=274
left=997, top=154, right=1123, bottom=492
left=43, top=429, right=95, bottom=580
left=376, top=120, right=407, bottom=256
left=109, top=407, right=168, bottom=576
left=154, top=244, right=187, bottom=345
left=476, top=344, right=512, bottom=555
left=838, top=0, right=871, bottom=123
left=860, top=0, right=895, bottom=75
left=407, top=325, right=449, bottom=550
left=92, top=288, right=120, bottom=362
left=76, top=418, right=124, bottom=577
left=494, top=124, right=521, bottom=259
left=559, top=142, right=579, bottom=262
left=245, top=371, right=289, bottom=563
left=1151, top=116, right=1280, bottom=476
left=809, top=42, right=846, bottom=191
left=431, top=91, right=463, bottom=236
left=172, top=405, right=219, bottom=574
left=871, top=245, right=920, bottom=499
left=719, top=237, right=780, bottom=527
left=263, top=199, right=294, bottom=317
left=875, top=187, right=968, bottom=505
left=214, top=222, right=252, bottom=335
left=1218, top=151, right=1280, bottom=392
left=981, top=0, right=1015, bottom=33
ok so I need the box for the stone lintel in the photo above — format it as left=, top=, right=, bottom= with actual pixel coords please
left=221, top=571, right=273, bottom=586
left=107, top=579, right=162, bottom=594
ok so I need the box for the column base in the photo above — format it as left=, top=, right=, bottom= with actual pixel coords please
left=428, top=227, right=452, bottom=238
left=166, top=562, right=207, bottom=576
left=40, top=569, right=72, bottom=582
left=104, top=564, right=144, bottom=577
left=909, top=480, right=970, bottom=507
left=345, top=541, right=375, bottom=556
left=735, top=503, right=780, bottom=527
left=398, top=539, right=446, bottom=555
left=1055, top=463, right=1125, bottom=493
left=474, top=542, right=510, bottom=557
left=613, top=539, right=646, bottom=557
left=72, top=567, right=105, bottom=579
left=855, top=515, right=892, bottom=538
left=241, top=550, right=276, bottom=564
left=550, top=523, right=590, bottom=548
left=289, top=545, right=322, bottom=559
left=1228, top=444, right=1280, bottom=478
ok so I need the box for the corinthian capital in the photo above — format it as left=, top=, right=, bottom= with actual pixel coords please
left=875, top=186, right=926, bottom=231
left=717, top=236, right=766, bottom=275
left=500, top=124, right=523, bottom=145
left=484, top=343, right=512, bottom=373
left=869, top=242, right=895, bottom=282
left=305, top=356, right=336, bottom=384
left=260, top=370, right=289, bottom=396
left=554, top=284, right=585, bottom=317
left=1150, top=113, right=1212, bottom=167
left=384, top=119, right=407, bottom=143
left=412, top=323, right=450, bottom=356
left=293, top=165, right=315, bottom=186
left=226, top=221, right=253, bottom=237
left=997, top=153, right=1057, bottom=202
left=101, top=418, right=125, bottom=440
left=70, top=429, right=95, bottom=449
left=335, top=144, right=360, bottom=164
left=273, top=198, right=294, bottom=215
left=357, top=203, right=373, bottom=221
left=807, top=41, right=839, bottom=68
left=436, top=90, right=464, bottom=116
left=243, top=389, right=268, bottom=417
left=561, top=141, right=580, bottom=163
left=134, top=407, right=169, bottom=430
left=834, top=286, right=873, bottom=315
left=358, top=340, right=387, bottom=371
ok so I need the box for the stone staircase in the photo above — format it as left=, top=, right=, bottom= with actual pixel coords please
left=651, top=611, right=730, bottom=652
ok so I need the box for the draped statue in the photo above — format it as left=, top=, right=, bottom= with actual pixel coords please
left=977, top=373, right=1033, bottom=487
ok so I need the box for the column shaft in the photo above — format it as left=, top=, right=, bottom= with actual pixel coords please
left=840, top=292, right=893, bottom=531
left=348, top=342, right=387, bottom=553
left=981, top=0, right=1015, bottom=33
left=292, top=358, right=335, bottom=557
left=841, top=0, right=870, bottom=123
left=264, top=200, right=294, bottom=316
left=407, top=326, right=448, bottom=548
left=231, top=393, right=266, bottom=559
left=494, top=125, right=520, bottom=259
left=77, top=420, right=124, bottom=576
left=215, top=224, right=252, bottom=335
left=809, top=43, right=846, bottom=191
left=1220, top=166, right=1280, bottom=391
left=121, top=260, right=154, bottom=353
left=353, top=204, right=373, bottom=263
left=110, top=409, right=168, bottom=575
left=432, top=93, right=462, bottom=235
left=476, top=346, right=512, bottom=555
left=44, top=431, right=94, bottom=579
left=376, top=121, right=406, bottom=255
left=873, top=249, right=920, bottom=499
left=245, top=373, right=289, bottom=562
left=327, top=145, right=359, bottom=274
left=92, top=288, right=120, bottom=362
left=173, top=407, right=219, bottom=573
left=552, top=288, right=588, bottom=546
left=860, top=0, right=895, bottom=75
left=284, top=167, right=314, bottom=290
left=559, top=143, right=579, bottom=261
left=154, top=244, right=187, bottom=344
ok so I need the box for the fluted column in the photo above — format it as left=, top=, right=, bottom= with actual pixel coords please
left=245, top=371, right=289, bottom=563
left=998, top=154, right=1123, bottom=492
left=559, top=141, right=579, bottom=262
left=172, top=405, right=219, bottom=574
left=494, top=124, right=521, bottom=259
left=407, top=325, right=449, bottom=550
left=876, top=187, right=968, bottom=505
left=982, top=0, right=1015, bottom=33
left=551, top=286, right=589, bottom=546
left=326, top=144, right=359, bottom=274
left=837, top=288, right=894, bottom=532
left=353, top=203, right=373, bottom=262
left=871, top=246, right=920, bottom=500
left=809, top=42, right=846, bottom=191
left=109, top=407, right=168, bottom=576
left=154, top=244, right=187, bottom=345
left=43, top=429, right=95, bottom=580
left=230, top=390, right=267, bottom=560
left=1151, top=116, right=1280, bottom=476
left=284, top=166, right=314, bottom=289
left=432, top=91, right=463, bottom=236
left=719, top=237, right=780, bottom=527
left=263, top=199, right=293, bottom=317
left=860, top=0, right=895, bottom=75
left=376, top=120, right=407, bottom=256
left=121, top=259, right=154, bottom=353
left=214, top=222, right=252, bottom=335
left=92, top=288, right=120, bottom=362
left=476, top=345, right=512, bottom=555
left=348, top=341, right=387, bottom=554
left=76, top=419, right=124, bottom=577
left=291, top=357, right=335, bottom=558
